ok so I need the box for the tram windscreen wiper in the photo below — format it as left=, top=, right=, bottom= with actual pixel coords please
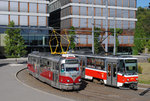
left=139, top=88, right=150, bottom=96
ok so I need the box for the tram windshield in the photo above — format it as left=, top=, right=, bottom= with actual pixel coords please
left=119, top=59, right=137, bottom=75
left=61, top=64, right=79, bottom=72
left=125, top=59, right=137, bottom=74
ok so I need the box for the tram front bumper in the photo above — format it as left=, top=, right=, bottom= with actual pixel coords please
left=60, top=83, right=81, bottom=90
left=123, top=82, right=138, bottom=90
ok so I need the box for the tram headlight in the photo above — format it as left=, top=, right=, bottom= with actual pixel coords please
left=78, top=79, right=81, bottom=82
left=127, top=79, right=129, bottom=82
left=136, top=78, right=138, bottom=81
left=67, top=80, right=70, bottom=82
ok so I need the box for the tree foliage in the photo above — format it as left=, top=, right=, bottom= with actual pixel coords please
left=110, top=28, right=123, bottom=54
left=132, top=7, right=150, bottom=54
left=4, top=21, right=27, bottom=57
left=94, top=27, right=101, bottom=54
left=69, top=26, right=76, bottom=50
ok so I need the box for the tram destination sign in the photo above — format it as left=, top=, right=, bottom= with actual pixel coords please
left=65, top=59, right=78, bottom=64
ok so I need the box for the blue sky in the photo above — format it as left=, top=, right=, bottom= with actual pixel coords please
left=137, top=0, right=150, bottom=7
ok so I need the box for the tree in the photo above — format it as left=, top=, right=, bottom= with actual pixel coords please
left=110, top=28, right=123, bottom=54
left=94, top=27, right=101, bottom=54
left=132, top=7, right=150, bottom=54
left=4, top=21, right=27, bottom=57
left=68, top=26, right=76, bottom=50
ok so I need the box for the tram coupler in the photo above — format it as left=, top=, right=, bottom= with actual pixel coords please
left=129, top=83, right=138, bottom=90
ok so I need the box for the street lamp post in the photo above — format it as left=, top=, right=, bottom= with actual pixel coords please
left=105, top=0, right=108, bottom=53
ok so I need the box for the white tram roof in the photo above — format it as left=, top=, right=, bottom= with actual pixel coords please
left=73, top=54, right=137, bottom=60
left=28, top=52, right=77, bottom=62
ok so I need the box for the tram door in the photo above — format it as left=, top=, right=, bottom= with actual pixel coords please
left=106, top=60, right=117, bottom=86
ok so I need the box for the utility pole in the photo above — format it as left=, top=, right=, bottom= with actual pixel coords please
left=113, top=17, right=116, bottom=55
left=92, top=2, right=94, bottom=54
left=105, top=0, right=108, bottom=52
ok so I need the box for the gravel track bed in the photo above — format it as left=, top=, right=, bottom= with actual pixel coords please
left=17, top=68, right=150, bottom=101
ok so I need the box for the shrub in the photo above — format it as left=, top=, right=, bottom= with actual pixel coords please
left=148, top=58, right=150, bottom=63
left=138, top=65, right=143, bottom=74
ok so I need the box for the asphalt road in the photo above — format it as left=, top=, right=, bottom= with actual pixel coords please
left=0, top=59, right=73, bottom=101
left=0, top=59, right=150, bottom=101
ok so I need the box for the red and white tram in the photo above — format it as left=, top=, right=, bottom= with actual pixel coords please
left=27, top=52, right=81, bottom=90
left=74, top=54, right=138, bottom=90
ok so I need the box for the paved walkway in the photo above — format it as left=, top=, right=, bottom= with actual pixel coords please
left=0, top=60, right=73, bottom=101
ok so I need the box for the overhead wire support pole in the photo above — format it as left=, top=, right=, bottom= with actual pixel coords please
left=113, top=16, right=116, bottom=55
left=105, top=0, right=108, bottom=53
left=92, top=2, right=94, bottom=54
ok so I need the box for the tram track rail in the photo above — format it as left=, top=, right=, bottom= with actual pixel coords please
left=16, top=68, right=150, bottom=101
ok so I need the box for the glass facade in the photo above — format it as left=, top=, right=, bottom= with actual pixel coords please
left=0, top=0, right=49, bottom=52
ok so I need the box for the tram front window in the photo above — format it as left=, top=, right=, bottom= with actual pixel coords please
left=61, top=64, right=79, bottom=72
left=125, top=60, right=137, bottom=75
left=66, top=67, right=79, bottom=72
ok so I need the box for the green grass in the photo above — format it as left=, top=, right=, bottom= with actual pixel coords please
left=138, top=63, right=150, bottom=84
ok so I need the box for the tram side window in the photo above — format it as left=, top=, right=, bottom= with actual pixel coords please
left=118, top=60, right=125, bottom=73
left=87, top=58, right=95, bottom=68
left=47, top=60, right=52, bottom=70
left=95, top=59, right=105, bottom=70
left=28, top=56, right=32, bottom=64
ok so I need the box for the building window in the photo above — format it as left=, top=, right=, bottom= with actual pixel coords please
left=88, top=35, right=92, bottom=44
left=10, top=15, right=18, bottom=25
left=39, top=17, right=46, bottom=26
left=80, top=0, right=87, bottom=4
left=0, top=15, right=8, bottom=25
left=88, top=18, right=92, bottom=28
left=123, top=10, right=128, bottom=18
left=72, top=6, right=79, bottom=15
left=123, top=0, right=128, bottom=7
left=109, top=0, right=115, bottom=6
left=103, top=8, right=106, bottom=17
left=29, top=3, right=37, bottom=13
left=88, top=7, right=92, bottom=16
left=109, top=20, right=115, bottom=28
left=80, top=7, right=87, bottom=15
left=80, top=18, right=86, bottom=28
left=117, top=0, right=122, bottom=7
left=110, top=9, right=115, bottom=17
left=20, top=2, right=28, bottom=12
left=72, top=18, right=79, bottom=27
left=95, top=19, right=101, bottom=28
left=102, top=0, right=106, bottom=5
left=80, top=35, right=86, bottom=44
left=129, top=0, right=136, bottom=8
left=38, top=4, right=46, bottom=13
left=130, top=21, right=135, bottom=29
left=123, top=20, right=128, bottom=29
left=72, top=0, right=79, bottom=3
left=30, top=16, right=37, bottom=26
left=88, top=0, right=94, bottom=4
left=95, top=8, right=101, bottom=16
left=130, top=10, right=135, bottom=18
left=117, top=9, right=122, bottom=17
left=116, top=20, right=122, bottom=28
left=10, top=2, right=18, bottom=12
left=20, top=16, right=28, bottom=26
left=0, top=1, right=8, bottom=11
left=95, top=0, right=101, bottom=5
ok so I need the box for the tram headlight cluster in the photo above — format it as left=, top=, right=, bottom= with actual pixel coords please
left=67, top=80, right=70, bottom=82
left=127, top=79, right=129, bottom=82
left=78, top=79, right=81, bottom=82
left=136, top=78, right=138, bottom=81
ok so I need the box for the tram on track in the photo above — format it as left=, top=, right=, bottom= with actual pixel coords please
left=72, top=53, right=138, bottom=90
left=27, top=52, right=81, bottom=90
